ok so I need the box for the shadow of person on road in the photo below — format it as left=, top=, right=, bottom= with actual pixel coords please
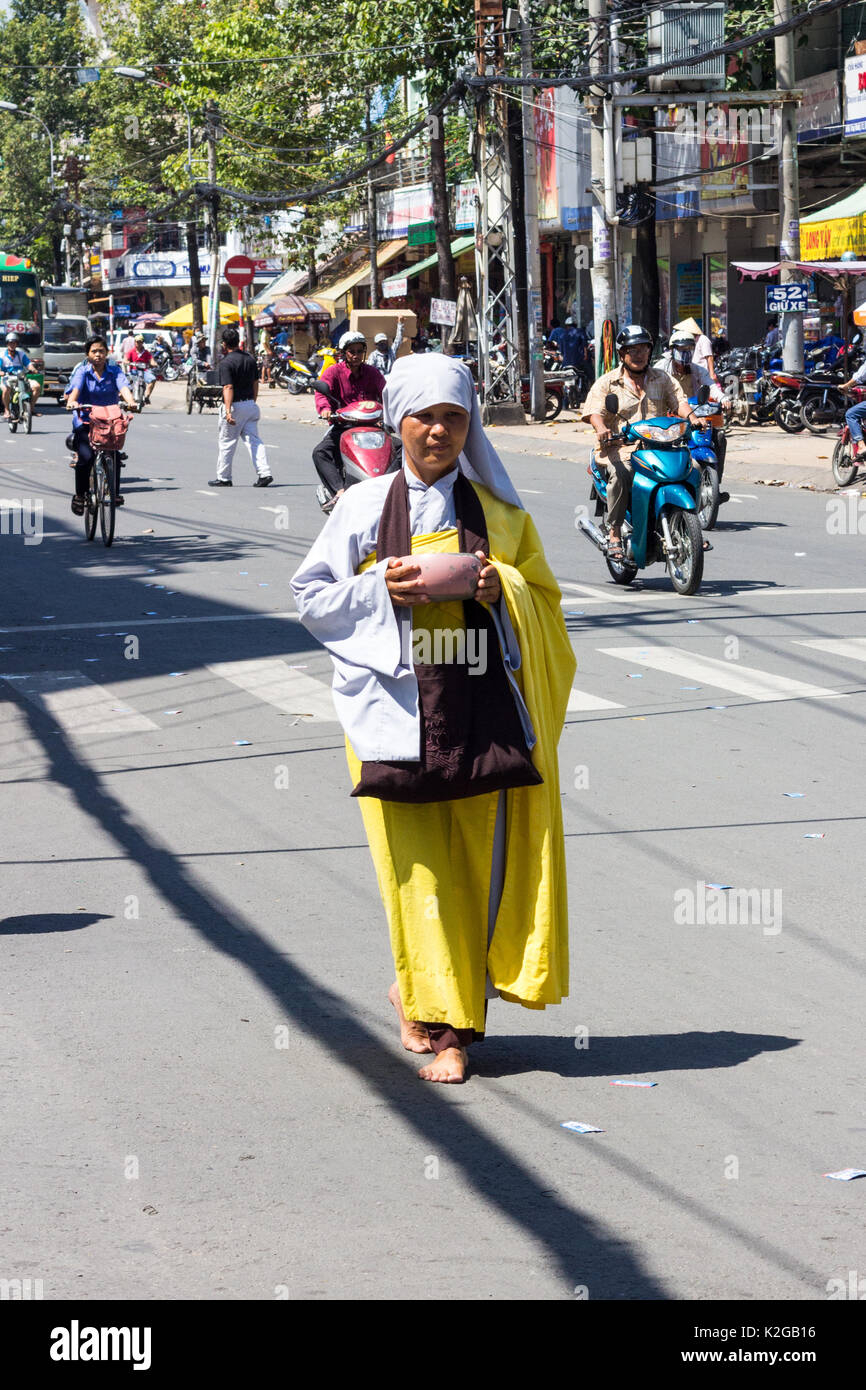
left=471, top=1029, right=800, bottom=1080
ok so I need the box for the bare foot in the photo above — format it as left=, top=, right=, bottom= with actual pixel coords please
left=388, top=981, right=433, bottom=1054
left=418, top=1047, right=468, bottom=1084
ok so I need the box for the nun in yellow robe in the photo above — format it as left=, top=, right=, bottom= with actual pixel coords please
left=291, top=355, right=575, bottom=1082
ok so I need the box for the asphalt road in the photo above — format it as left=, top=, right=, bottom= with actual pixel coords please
left=1, top=400, right=864, bottom=1302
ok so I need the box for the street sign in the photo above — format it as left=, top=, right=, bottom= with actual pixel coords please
left=223, top=255, right=256, bottom=289
left=766, top=284, right=808, bottom=313
left=430, top=297, right=457, bottom=327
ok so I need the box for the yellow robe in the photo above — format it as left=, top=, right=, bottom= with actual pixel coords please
left=346, top=481, right=576, bottom=1031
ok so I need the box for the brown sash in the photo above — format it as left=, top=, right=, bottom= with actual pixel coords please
left=351, top=469, right=542, bottom=803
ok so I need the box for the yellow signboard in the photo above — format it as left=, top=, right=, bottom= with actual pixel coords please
left=800, top=213, right=866, bottom=260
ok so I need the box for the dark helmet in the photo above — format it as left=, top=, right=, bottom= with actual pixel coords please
left=616, top=324, right=654, bottom=356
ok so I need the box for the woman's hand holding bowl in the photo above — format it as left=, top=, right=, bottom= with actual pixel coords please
left=473, top=551, right=501, bottom=605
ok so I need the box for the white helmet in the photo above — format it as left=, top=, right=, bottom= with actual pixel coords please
left=339, top=331, right=366, bottom=352
left=374, top=332, right=388, bottom=345
left=669, top=331, right=695, bottom=367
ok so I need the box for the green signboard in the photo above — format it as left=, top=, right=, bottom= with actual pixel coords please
left=408, top=221, right=436, bottom=247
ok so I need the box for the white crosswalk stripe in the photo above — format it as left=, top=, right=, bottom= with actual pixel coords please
left=0, top=671, right=158, bottom=735
left=3, top=638, right=854, bottom=745
left=206, top=658, right=337, bottom=721
left=598, top=646, right=841, bottom=703
left=793, top=638, right=866, bottom=664
left=566, top=687, right=623, bottom=712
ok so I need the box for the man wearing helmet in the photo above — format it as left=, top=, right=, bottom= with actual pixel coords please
left=368, top=316, right=406, bottom=375
left=581, top=325, right=699, bottom=560
left=1, top=332, right=32, bottom=420
left=313, top=331, right=387, bottom=499
left=658, top=331, right=731, bottom=491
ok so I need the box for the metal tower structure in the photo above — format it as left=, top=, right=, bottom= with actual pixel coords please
left=473, top=0, right=521, bottom=415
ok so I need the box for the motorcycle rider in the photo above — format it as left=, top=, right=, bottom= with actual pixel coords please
left=658, top=331, right=731, bottom=497
left=313, top=330, right=386, bottom=501
left=839, top=356, right=866, bottom=459
left=368, top=316, right=406, bottom=375
left=1, top=332, right=32, bottom=420
left=582, top=325, right=699, bottom=561
left=125, top=333, right=157, bottom=406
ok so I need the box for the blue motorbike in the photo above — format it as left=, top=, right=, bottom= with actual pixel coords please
left=687, top=395, right=724, bottom=531
left=577, top=389, right=705, bottom=595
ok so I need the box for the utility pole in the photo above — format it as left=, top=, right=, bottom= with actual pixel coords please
left=774, top=0, right=803, bottom=374
left=473, top=0, right=523, bottom=421
left=366, top=97, right=380, bottom=309
left=205, top=99, right=221, bottom=363
left=185, top=219, right=204, bottom=338
left=519, top=0, right=545, bottom=419
left=587, top=0, right=617, bottom=376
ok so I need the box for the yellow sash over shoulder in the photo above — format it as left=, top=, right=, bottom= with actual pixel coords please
left=347, top=482, right=576, bottom=1030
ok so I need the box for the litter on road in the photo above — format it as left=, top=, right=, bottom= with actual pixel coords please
left=561, top=1121, right=605, bottom=1134
left=610, top=1080, right=657, bottom=1088
left=824, top=1169, right=866, bottom=1181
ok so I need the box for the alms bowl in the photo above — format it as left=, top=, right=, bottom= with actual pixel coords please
left=394, top=551, right=483, bottom=600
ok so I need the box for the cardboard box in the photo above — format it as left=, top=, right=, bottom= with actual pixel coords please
left=349, top=309, right=417, bottom=357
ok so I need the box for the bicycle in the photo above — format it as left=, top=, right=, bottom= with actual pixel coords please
left=78, top=404, right=134, bottom=547
left=4, top=371, right=32, bottom=434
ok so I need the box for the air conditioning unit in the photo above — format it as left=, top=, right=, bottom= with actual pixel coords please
left=648, top=3, right=726, bottom=93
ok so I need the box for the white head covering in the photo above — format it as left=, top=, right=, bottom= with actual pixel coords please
left=383, top=355, right=523, bottom=509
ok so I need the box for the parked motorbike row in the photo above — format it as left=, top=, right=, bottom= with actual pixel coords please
left=257, top=343, right=337, bottom=393
left=717, top=341, right=866, bottom=436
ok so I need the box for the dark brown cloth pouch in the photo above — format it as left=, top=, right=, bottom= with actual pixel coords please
left=351, top=470, right=542, bottom=803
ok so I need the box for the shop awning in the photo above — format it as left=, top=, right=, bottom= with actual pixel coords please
left=799, top=184, right=866, bottom=260
left=255, top=293, right=331, bottom=322
left=250, top=267, right=309, bottom=308
left=384, top=235, right=475, bottom=288
left=733, top=260, right=866, bottom=278
left=801, top=185, right=866, bottom=225
left=314, top=239, right=408, bottom=316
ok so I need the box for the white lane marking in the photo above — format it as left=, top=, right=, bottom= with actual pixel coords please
left=0, top=612, right=301, bottom=635
left=195, top=490, right=220, bottom=498
left=794, top=638, right=866, bottom=663
left=729, top=493, right=758, bottom=499
left=566, top=687, right=623, bottom=712
left=258, top=506, right=283, bottom=513
left=558, top=580, right=652, bottom=605
left=207, top=658, right=336, bottom=721
left=31, top=447, right=45, bottom=453
left=599, top=646, right=841, bottom=703
left=559, top=582, right=866, bottom=606
left=522, top=488, right=544, bottom=494
left=0, top=671, right=158, bottom=734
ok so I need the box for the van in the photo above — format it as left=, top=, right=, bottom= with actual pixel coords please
left=43, top=315, right=91, bottom=399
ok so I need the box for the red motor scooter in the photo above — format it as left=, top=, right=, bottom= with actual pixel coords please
left=830, top=385, right=866, bottom=487
left=314, top=380, right=399, bottom=513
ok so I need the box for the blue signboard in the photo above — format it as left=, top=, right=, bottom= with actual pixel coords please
left=766, top=284, right=808, bottom=313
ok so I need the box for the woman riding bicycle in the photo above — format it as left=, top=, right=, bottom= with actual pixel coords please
left=65, top=336, right=137, bottom=515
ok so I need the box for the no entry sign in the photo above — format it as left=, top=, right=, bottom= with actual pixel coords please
left=224, top=255, right=256, bottom=289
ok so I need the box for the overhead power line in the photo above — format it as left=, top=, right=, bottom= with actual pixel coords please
left=466, top=0, right=852, bottom=90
